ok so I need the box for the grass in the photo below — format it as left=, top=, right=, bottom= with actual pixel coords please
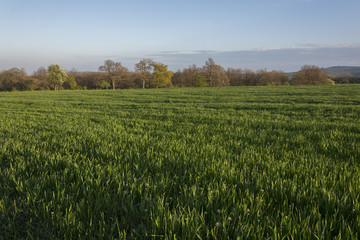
left=0, top=85, right=360, bottom=239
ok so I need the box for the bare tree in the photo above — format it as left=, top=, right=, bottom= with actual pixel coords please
left=203, top=58, right=229, bottom=87
left=292, top=65, right=332, bottom=85
left=98, top=59, right=126, bottom=90
left=135, top=58, right=154, bottom=89
left=182, top=64, right=200, bottom=87
left=32, top=66, right=49, bottom=88
left=0, top=67, right=27, bottom=91
left=227, top=68, right=244, bottom=86
left=258, top=70, right=289, bottom=86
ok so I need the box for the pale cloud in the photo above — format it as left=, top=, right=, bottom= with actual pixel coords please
left=149, top=45, right=360, bottom=72
left=1, top=45, right=359, bottom=73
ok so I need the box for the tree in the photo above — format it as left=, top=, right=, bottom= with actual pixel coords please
left=67, top=75, right=78, bottom=90
left=257, top=70, right=289, bottom=86
left=292, top=65, right=332, bottom=85
left=151, top=63, right=173, bottom=88
left=76, top=72, right=105, bottom=89
left=98, top=59, right=126, bottom=90
left=203, top=58, right=229, bottom=86
left=48, top=64, right=68, bottom=90
left=183, top=64, right=200, bottom=87
left=32, top=66, right=50, bottom=89
left=0, top=67, right=27, bottom=91
left=100, top=80, right=110, bottom=89
left=171, top=65, right=201, bottom=88
left=33, top=66, right=47, bottom=80
left=227, top=68, right=244, bottom=86
left=135, top=58, right=154, bottom=89
left=24, top=77, right=39, bottom=91
left=115, top=67, right=131, bottom=89
left=171, top=71, right=185, bottom=87
left=193, top=74, right=208, bottom=87
left=243, top=69, right=258, bottom=86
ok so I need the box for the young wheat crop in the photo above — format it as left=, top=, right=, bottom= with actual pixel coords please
left=0, top=85, right=359, bottom=239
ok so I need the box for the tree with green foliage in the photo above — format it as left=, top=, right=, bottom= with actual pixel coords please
left=47, top=64, right=68, bottom=90
left=63, top=75, right=78, bottom=90
left=193, top=74, right=208, bottom=87
left=151, top=63, right=173, bottom=88
left=69, top=76, right=78, bottom=90
left=100, top=80, right=111, bottom=89
left=24, top=77, right=39, bottom=91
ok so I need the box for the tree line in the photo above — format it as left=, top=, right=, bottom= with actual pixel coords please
left=0, top=58, right=337, bottom=92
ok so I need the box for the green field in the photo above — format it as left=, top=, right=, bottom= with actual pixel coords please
left=0, top=86, right=360, bottom=239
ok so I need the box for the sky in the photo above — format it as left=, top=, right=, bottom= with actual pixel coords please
left=0, top=0, right=359, bottom=73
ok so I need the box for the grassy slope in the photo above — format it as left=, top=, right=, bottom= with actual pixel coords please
left=0, top=86, right=359, bottom=239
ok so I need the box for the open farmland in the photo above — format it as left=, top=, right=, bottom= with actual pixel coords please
left=0, top=85, right=360, bottom=239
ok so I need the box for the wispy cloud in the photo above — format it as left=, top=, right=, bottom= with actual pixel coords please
left=158, top=50, right=218, bottom=55
left=254, top=43, right=360, bottom=51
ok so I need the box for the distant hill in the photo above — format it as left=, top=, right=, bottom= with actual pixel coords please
left=323, top=66, right=360, bottom=77
left=287, top=66, right=360, bottom=79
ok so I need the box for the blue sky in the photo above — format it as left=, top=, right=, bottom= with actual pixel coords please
left=0, top=0, right=359, bottom=73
